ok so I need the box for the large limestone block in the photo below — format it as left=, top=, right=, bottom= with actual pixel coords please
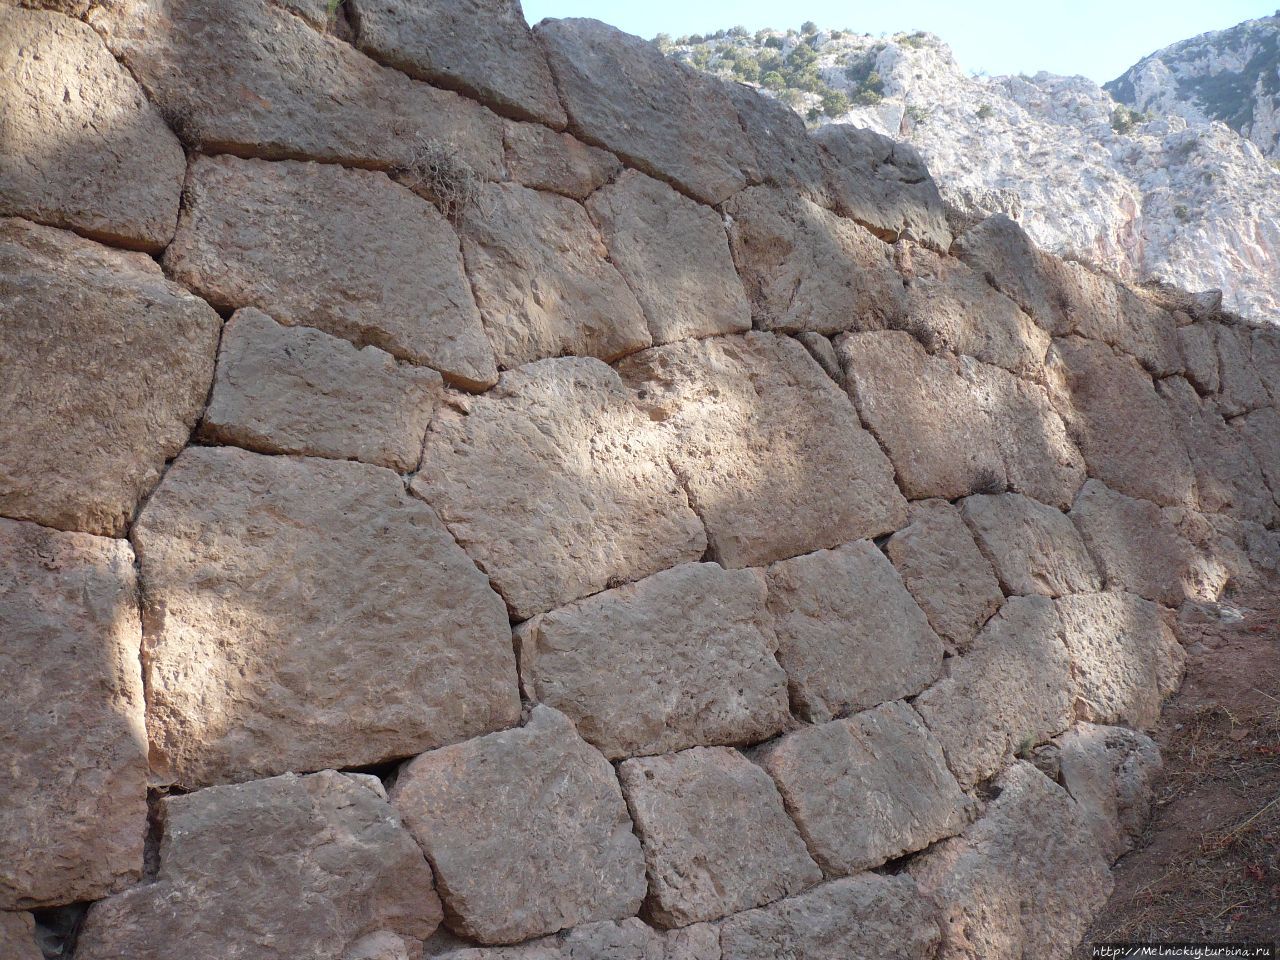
left=618, top=333, right=907, bottom=568
left=913, top=596, right=1074, bottom=788
left=87, top=0, right=503, bottom=174
left=435, top=919, right=720, bottom=960
left=1236, top=406, right=1280, bottom=507
left=755, top=701, right=970, bottom=876
left=722, top=186, right=906, bottom=335
left=951, top=214, right=1073, bottom=335
left=535, top=19, right=755, bottom=204
left=349, top=0, right=565, bottom=126
left=0, top=8, right=183, bottom=252
left=76, top=772, right=442, bottom=960
left=813, top=125, right=951, bottom=251
left=201, top=309, right=443, bottom=472
left=0, top=218, right=219, bottom=536
left=884, top=499, right=1005, bottom=654
left=1047, top=336, right=1196, bottom=507
left=413, top=357, right=705, bottom=619
left=718, top=874, right=941, bottom=960
left=392, top=706, right=646, bottom=945
left=504, top=121, right=621, bottom=200
left=1056, top=592, right=1185, bottom=729
left=618, top=746, right=821, bottom=927
left=1059, top=262, right=1182, bottom=377
left=0, top=519, right=146, bottom=909
left=1178, top=322, right=1220, bottom=394
left=134, top=446, right=520, bottom=787
left=909, top=761, right=1112, bottom=960
left=587, top=170, right=750, bottom=344
left=0, top=912, right=40, bottom=960
left=1214, top=323, right=1270, bottom=417
left=960, top=492, right=1101, bottom=597
left=764, top=541, right=943, bottom=723
left=726, top=82, right=829, bottom=205
left=460, top=182, right=650, bottom=368
left=517, top=563, right=789, bottom=759
left=165, top=156, right=495, bottom=390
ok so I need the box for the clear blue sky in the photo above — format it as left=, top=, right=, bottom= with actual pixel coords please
left=521, top=1, right=1278, bottom=82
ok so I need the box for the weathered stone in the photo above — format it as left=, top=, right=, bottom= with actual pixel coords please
left=909, top=761, right=1112, bottom=960
left=764, top=541, right=943, bottom=723
left=535, top=18, right=755, bottom=204
left=794, top=332, right=843, bottom=385
left=718, top=874, right=941, bottom=960
left=1165, top=508, right=1271, bottom=593
left=913, top=596, right=1074, bottom=788
left=0, top=8, right=183, bottom=252
left=1178, top=322, right=1221, bottom=394
left=1235, top=406, right=1280, bottom=507
left=517, top=562, right=789, bottom=759
left=0, top=218, right=219, bottom=537
left=134, top=446, right=519, bottom=787
left=619, top=333, right=906, bottom=568
left=504, top=121, right=621, bottom=199
left=1060, top=262, right=1182, bottom=377
left=165, top=155, right=496, bottom=390
left=726, top=82, right=829, bottom=205
left=349, top=0, right=565, bottom=127
left=619, top=746, right=821, bottom=927
left=1056, top=591, right=1185, bottom=729
left=587, top=170, right=750, bottom=344
left=0, top=912, right=40, bottom=960
left=414, top=357, right=705, bottom=619
left=77, top=772, right=441, bottom=960
left=722, top=186, right=906, bottom=335
left=392, top=706, right=646, bottom=944
left=885, top=499, right=1005, bottom=654
left=1251, top=327, right=1280, bottom=403
left=87, top=0, right=503, bottom=174
left=201, top=309, right=443, bottom=472
left=1047, top=335, right=1196, bottom=507
left=960, top=492, right=1101, bottom=597
left=813, top=125, right=952, bottom=251
left=951, top=214, right=1073, bottom=335
left=1214, top=323, right=1270, bottom=417
left=0, top=519, right=146, bottom=909
left=434, top=919, right=720, bottom=960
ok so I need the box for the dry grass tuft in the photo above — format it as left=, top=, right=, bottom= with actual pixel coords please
left=395, top=137, right=482, bottom=226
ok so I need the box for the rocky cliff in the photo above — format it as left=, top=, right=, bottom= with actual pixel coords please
left=2, top=2, right=1280, bottom=959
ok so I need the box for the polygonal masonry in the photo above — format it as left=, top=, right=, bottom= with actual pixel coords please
left=1235, top=406, right=1280, bottom=508
left=960, top=492, right=1102, bottom=598
left=727, top=82, right=830, bottom=205
left=1214, top=323, right=1270, bottom=417
left=504, top=121, right=622, bottom=199
left=435, top=918, right=720, bottom=959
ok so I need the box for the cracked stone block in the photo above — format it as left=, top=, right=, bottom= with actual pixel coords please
left=1060, top=262, right=1182, bottom=377
left=1214, top=323, right=1270, bottom=417
left=755, top=701, right=970, bottom=876
left=764, top=541, right=944, bottom=723
left=951, top=214, right=1074, bottom=335
left=392, top=706, right=646, bottom=945
left=0, top=7, right=184, bottom=252
left=504, top=121, right=621, bottom=199
left=134, top=445, right=520, bottom=788
left=727, top=82, right=829, bottom=205
left=722, top=186, right=906, bottom=335
left=1178, top=323, right=1220, bottom=394
left=517, top=562, right=790, bottom=759
left=1235, top=406, right=1280, bottom=508
left=619, top=332, right=906, bottom=568
left=587, top=170, right=750, bottom=344
left=0, top=218, right=220, bottom=537
left=76, top=771, right=441, bottom=960
left=0, top=519, right=147, bottom=909
left=619, top=746, right=821, bottom=927
left=413, top=357, right=705, bottom=619
left=200, top=309, right=443, bottom=472
left=913, top=596, right=1074, bottom=788
left=960, top=492, right=1101, bottom=597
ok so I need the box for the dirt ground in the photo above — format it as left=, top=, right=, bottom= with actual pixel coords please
left=1077, top=580, right=1280, bottom=954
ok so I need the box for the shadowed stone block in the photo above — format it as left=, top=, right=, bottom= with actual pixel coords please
left=0, top=912, right=40, bottom=960
left=1214, top=323, right=1269, bottom=417
left=960, top=492, right=1101, bottom=598
left=951, top=214, right=1073, bottom=335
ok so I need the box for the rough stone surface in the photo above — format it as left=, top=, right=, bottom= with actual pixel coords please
left=0, top=7, right=183, bottom=251
left=435, top=919, right=720, bottom=960
left=1236, top=406, right=1280, bottom=507
left=619, top=332, right=907, bottom=568
left=1056, top=591, right=1186, bottom=729
left=134, top=445, right=520, bottom=787
left=909, top=761, right=1113, bottom=960
left=722, top=186, right=907, bottom=334
left=618, top=746, right=821, bottom=927
left=1060, top=262, right=1183, bottom=377
left=755, top=701, right=970, bottom=876
left=885, top=499, right=1005, bottom=653
left=1252, top=327, right=1280, bottom=402
left=587, top=170, right=751, bottom=344
left=504, top=122, right=621, bottom=199
left=0, top=519, right=146, bottom=909
left=392, top=706, right=646, bottom=945
left=913, top=596, right=1074, bottom=788
left=413, top=357, right=705, bottom=619
left=951, top=214, right=1074, bottom=335
left=960, top=492, right=1101, bottom=597
left=718, top=874, right=942, bottom=960
left=1178, top=322, right=1221, bottom=393
left=794, top=332, right=844, bottom=385
left=764, top=541, right=944, bottom=723
left=165, top=155, right=496, bottom=390
left=727, top=82, right=829, bottom=204
left=1214, top=323, right=1270, bottom=417
left=201, top=309, right=444, bottom=472
left=517, top=563, right=790, bottom=759
left=350, top=0, right=566, bottom=127
left=0, top=218, right=220, bottom=537
left=535, top=18, right=755, bottom=204
left=76, top=772, right=442, bottom=960
left=0, top=912, right=40, bottom=960
left=461, top=181, right=650, bottom=368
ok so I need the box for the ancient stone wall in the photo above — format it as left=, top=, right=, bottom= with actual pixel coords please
left=2, top=1, right=1279, bottom=958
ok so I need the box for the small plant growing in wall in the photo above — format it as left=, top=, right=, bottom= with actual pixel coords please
left=976, top=103, right=995, bottom=120
left=395, top=137, right=481, bottom=226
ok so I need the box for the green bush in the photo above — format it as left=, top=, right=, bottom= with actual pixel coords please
left=732, top=58, right=760, bottom=82
left=822, top=89, right=851, bottom=116
left=764, top=35, right=785, bottom=50
left=976, top=103, right=994, bottom=120
left=761, top=70, right=786, bottom=89
left=801, top=20, right=818, bottom=35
